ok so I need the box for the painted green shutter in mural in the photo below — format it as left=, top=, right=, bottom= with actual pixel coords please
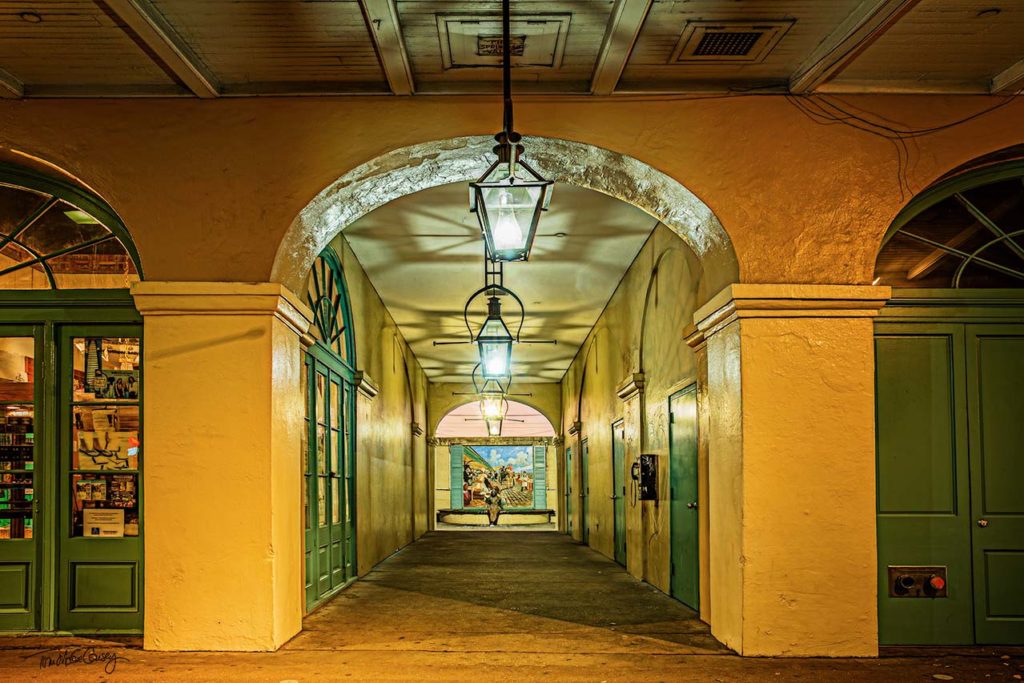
left=532, top=445, right=546, bottom=509
left=450, top=445, right=464, bottom=509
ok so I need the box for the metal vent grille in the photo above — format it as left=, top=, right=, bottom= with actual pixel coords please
left=670, top=20, right=793, bottom=64
left=693, top=31, right=763, bottom=57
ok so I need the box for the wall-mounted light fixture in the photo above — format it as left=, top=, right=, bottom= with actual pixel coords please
left=469, top=0, right=552, bottom=263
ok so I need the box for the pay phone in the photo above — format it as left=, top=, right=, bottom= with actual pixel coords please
left=631, top=454, right=658, bottom=501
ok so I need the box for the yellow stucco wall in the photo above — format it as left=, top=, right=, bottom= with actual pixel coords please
left=0, top=96, right=1020, bottom=289
left=560, top=226, right=706, bottom=591
left=328, top=236, right=429, bottom=574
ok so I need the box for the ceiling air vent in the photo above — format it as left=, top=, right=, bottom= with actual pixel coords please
left=436, top=14, right=571, bottom=69
left=670, top=20, right=793, bottom=64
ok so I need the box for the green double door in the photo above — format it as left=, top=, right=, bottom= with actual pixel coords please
left=303, top=345, right=356, bottom=612
left=0, top=319, right=143, bottom=633
left=669, top=385, right=699, bottom=611
left=611, top=421, right=626, bottom=566
left=876, top=322, right=1024, bottom=644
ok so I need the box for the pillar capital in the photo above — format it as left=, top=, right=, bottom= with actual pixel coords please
left=695, top=283, right=891, bottom=338
left=131, top=281, right=312, bottom=338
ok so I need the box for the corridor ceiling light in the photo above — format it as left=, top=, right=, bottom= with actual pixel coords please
left=468, top=0, right=553, bottom=263
left=478, top=296, right=513, bottom=380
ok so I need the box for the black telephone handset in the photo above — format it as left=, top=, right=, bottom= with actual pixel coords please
left=630, top=461, right=641, bottom=481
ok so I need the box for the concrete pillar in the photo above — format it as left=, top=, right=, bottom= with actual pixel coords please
left=692, top=284, right=890, bottom=657
left=132, top=282, right=310, bottom=651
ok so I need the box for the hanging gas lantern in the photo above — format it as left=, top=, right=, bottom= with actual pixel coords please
left=477, top=296, right=514, bottom=380
left=478, top=378, right=508, bottom=421
left=468, top=0, right=552, bottom=262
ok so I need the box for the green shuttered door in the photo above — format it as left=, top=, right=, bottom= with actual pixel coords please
left=450, top=445, right=464, bottom=509
left=532, top=446, right=546, bottom=509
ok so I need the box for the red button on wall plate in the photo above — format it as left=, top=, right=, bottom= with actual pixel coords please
left=929, top=576, right=946, bottom=591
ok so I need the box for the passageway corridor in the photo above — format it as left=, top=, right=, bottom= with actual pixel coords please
left=2, top=532, right=1023, bottom=680
left=297, top=531, right=725, bottom=654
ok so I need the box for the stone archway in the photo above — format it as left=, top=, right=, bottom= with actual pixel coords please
left=271, top=136, right=738, bottom=303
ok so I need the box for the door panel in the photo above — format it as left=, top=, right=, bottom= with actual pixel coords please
left=875, top=327, right=973, bottom=645
left=612, top=421, right=626, bottom=566
left=304, top=346, right=356, bottom=612
left=581, top=439, right=589, bottom=545
left=58, top=327, right=143, bottom=632
left=0, top=330, right=40, bottom=631
left=564, top=447, right=572, bottom=536
left=669, top=386, right=699, bottom=611
left=967, top=326, right=1024, bottom=644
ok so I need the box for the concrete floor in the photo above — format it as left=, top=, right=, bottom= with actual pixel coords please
left=1, top=531, right=1022, bottom=681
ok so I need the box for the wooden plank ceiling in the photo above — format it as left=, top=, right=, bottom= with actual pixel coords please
left=0, top=0, right=1021, bottom=98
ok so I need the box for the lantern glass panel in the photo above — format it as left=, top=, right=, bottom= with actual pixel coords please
left=479, top=392, right=505, bottom=420
left=485, top=417, right=502, bottom=437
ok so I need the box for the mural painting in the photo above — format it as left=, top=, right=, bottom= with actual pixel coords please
left=462, top=445, right=535, bottom=509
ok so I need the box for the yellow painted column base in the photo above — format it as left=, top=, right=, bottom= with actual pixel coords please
left=693, top=284, right=891, bottom=657
left=132, top=282, right=311, bottom=652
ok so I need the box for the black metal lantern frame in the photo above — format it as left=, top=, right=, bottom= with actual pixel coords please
left=461, top=283, right=523, bottom=380
left=468, top=0, right=553, bottom=263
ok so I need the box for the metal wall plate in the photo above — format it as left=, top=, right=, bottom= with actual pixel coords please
left=887, top=565, right=948, bottom=598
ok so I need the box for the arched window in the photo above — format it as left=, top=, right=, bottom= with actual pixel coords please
left=875, top=158, right=1024, bottom=289
left=306, top=248, right=356, bottom=366
left=0, top=164, right=141, bottom=290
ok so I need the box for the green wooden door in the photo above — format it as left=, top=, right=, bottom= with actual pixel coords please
left=966, top=325, right=1024, bottom=644
left=581, top=439, right=590, bottom=545
left=564, top=447, right=573, bottom=536
left=669, top=385, right=699, bottom=611
left=612, top=420, right=626, bottom=566
left=304, top=346, right=355, bottom=612
left=58, top=325, right=143, bottom=632
left=0, top=326, right=42, bottom=631
left=876, top=325, right=973, bottom=645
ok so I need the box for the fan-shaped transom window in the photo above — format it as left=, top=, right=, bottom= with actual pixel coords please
left=875, top=161, right=1024, bottom=289
left=0, top=172, right=140, bottom=290
left=306, top=249, right=355, bottom=365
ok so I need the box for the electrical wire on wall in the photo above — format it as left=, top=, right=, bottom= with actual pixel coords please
left=783, top=93, right=1020, bottom=202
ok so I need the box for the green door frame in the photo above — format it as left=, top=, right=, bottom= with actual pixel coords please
left=669, top=384, right=699, bottom=611
left=0, top=292, right=141, bottom=634
left=611, top=420, right=626, bottom=566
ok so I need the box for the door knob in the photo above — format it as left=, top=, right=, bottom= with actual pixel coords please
left=687, top=502, right=698, bottom=509
left=977, top=519, right=989, bottom=528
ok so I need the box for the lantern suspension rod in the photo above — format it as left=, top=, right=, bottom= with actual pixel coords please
left=502, top=0, right=513, bottom=139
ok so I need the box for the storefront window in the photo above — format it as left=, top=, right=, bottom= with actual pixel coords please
left=0, top=337, right=34, bottom=540
left=69, top=337, right=140, bottom=538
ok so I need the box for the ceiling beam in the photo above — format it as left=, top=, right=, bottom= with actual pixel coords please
left=991, top=57, right=1024, bottom=95
left=790, top=0, right=923, bottom=94
left=359, top=0, right=415, bottom=96
left=0, top=67, right=23, bottom=98
left=590, top=0, right=652, bottom=95
left=101, top=0, right=219, bottom=98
